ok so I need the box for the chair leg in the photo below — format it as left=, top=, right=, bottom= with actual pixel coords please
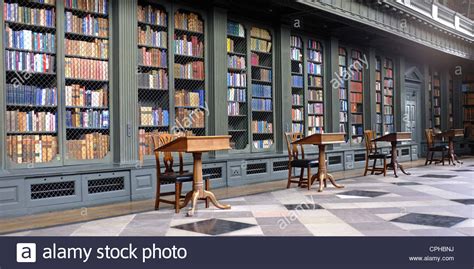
left=154, top=179, right=161, bottom=210
left=425, top=150, right=429, bottom=165
left=298, top=167, right=304, bottom=186
left=429, top=151, right=434, bottom=164
left=286, top=164, right=292, bottom=188
left=174, top=182, right=181, bottom=213
left=383, top=157, right=387, bottom=176
left=364, top=157, right=369, bottom=176
left=371, top=158, right=377, bottom=175
left=205, top=180, right=210, bottom=208
left=307, top=166, right=312, bottom=190
left=441, top=150, right=445, bottom=165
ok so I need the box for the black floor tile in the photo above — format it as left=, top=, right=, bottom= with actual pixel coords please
left=451, top=199, right=474, bottom=205
left=392, top=182, right=421, bottom=186
left=419, top=174, right=457, bottom=178
left=284, top=204, right=323, bottom=210
left=337, top=190, right=388, bottom=198
left=391, top=213, right=466, bottom=228
left=452, top=169, right=472, bottom=172
left=172, top=218, right=255, bottom=235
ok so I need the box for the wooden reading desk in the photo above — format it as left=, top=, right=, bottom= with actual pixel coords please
left=373, top=132, right=411, bottom=178
left=293, top=133, right=345, bottom=192
left=157, top=135, right=232, bottom=216
left=434, top=129, right=464, bottom=165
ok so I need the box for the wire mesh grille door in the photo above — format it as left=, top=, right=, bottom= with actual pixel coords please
left=250, top=26, right=273, bottom=150
left=173, top=9, right=205, bottom=136
left=338, top=47, right=348, bottom=141
left=384, top=58, right=394, bottom=133
left=290, top=35, right=304, bottom=134
left=137, top=2, right=169, bottom=161
left=64, top=0, right=110, bottom=162
left=4, top=0, right=59, bottom=166
left=375, top=56, right=382, bottom=136
left=350, top=49, right=363, bottom=144
left=307, top=39, right=323, bottom=135
left=227, top=21, right=248, bottom=150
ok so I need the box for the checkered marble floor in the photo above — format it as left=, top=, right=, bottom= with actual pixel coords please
left=8, top=159, right=474, bottom=236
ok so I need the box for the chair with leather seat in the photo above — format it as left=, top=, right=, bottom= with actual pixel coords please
left=424, top=129, right=449, bottom=165
left=284, top=132, right=319, bottom=190
left=363, top=130, right=390, bottom=176
left=153, top=133, right=209, bottom=213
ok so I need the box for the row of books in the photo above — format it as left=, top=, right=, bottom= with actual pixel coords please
left=350, top=103, right=363, bottom=113
left=292, top=108, right=303, bottom=121
left=4, top=4, right=55, bottom=27
left=384, top=79, right=394, bottom=88
left=308, top=50, right=322, bottom=62
left=175, top=108, right=205, bottom=128
left=6, top=84, right=57, bottom=106
left=307, top=63, right=322, bottom=75
left=227, top=73, right=247, bottom=87
left=308, top=40, right=321, bottom=50
left=308, top=103, right=323, bottom=115
left=65, top=133, right=110, bottom=160
left=350, top=92, right=363, bottom=103
left=137, top=5, right=166, bottom=26
left=5, top=26, right=55, bottom=53
left=339, top=123, right=346, bottom=133
left=340, top=111, right=348, bottom=122
left=338, top=67, right=348, bottom=79
left=65, top=12, right=109, bottom=37
left=463, top=108, right=474, bottom=121
left=252, top=84, right=271, bottom=97
left=138, top=130, right=165, bottom=160
left=65, top=57, right=108, bottom=80
left=352, top=70, right=362, bottom=81
left=226, top=38, right=243, bottom=54
left=340, top=100, right=348, bottom=112
left=138, top=27, right=167, bottom=48
left=432, top=98, right=440, bottom=107
left=5, top=51, right=55, bottom=73
left=253, top=139, right=273, bottom=149
left=292, top=62, right=303, bottom=74
left=384, top=105, right=393, bottom=115
left=384, top=59, right=393, bottom=69
left=350, top=81, right=363, bottom=92
left=228, top=55, right=246, bottom=69
left=351, top=126, right=363, bottom=136
left=383, top=125, right=394, bottom=134
left=252, top=120, right=273, bottom=133
left=384, top=88, right=393, bottom=96
left=308, top=115, right=324, bottom=127
left=464, top=93, right=474, bottom=105
left=290, top=36, right=302, bottom=48
left=308, top=126, right=324, bottom=135
left=65, top=38, right=108, bottom=59
left=351, top=114, right=363, bottom=124
left=174, top=89, right=205, bottom=107
left=65, top=109, right=109, bottom=128
left=250, top=27, right=270, bottom=40
left=174, top=35, right=203, bottom=56
left=251, top=99, right=272, bottom=111
left=376, top=114, right=382, bottom=124
left=174, top=62, right=204, bottom=80
left=290, top=48, right=302, bottom=61
left=308, top=89, right=323, bottom=102
left=376, top=92, right=382, bottom=103
left=339, top=88, right=347, bottom=100
left=384, top=96, right=393, bottom=105
left=385, top=69, right=393, bottom=78
left=65, top=0, right=108, bottom=15
left=138, top=48, right=167, bottom=67
left=251, top=39, right=271, bottom=53
left=65, top=84, right=108, bottom=108
left=227, top=102, right=241, bottom=116
left=292, top=123, right=304, bottom=133
left=433, top=107, right=441, bottom=115
left=253, top=69, right=272, bottom=82
left=140, top=107, right=169, bottom=126
left=292, top=94, right=302, bottom=106
left=228, top=88, right=246, bottom=102
left=7, top=135, right=58, bottom=164
left=291, top=75, right=303, bottom=88
left=227, top=22, right=244, bottom=37
left=174, top=12, right=203, bottom=33
left=6, top=111, right=56, bottom=132
left=376, top=72, right=382, bottom=81
left=137, top=70, right=168, bottom=89
left=308, top=76, right=322, bottom=88
left=338, top=55, right=346, bottom=66
left=384, top=115, right=394, bottom=124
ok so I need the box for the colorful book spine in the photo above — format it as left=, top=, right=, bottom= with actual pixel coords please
left=6, top=84, right=57, bottom=106
left=5, top=26, right=55, bottom=52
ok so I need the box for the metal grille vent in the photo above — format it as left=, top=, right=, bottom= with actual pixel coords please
left=401, top=149, right=410, bottom=156
left=328, top=155, right=342, bottom=165
left=88, top=177, right=125, bottom=194
left=354, top=153, right=366, bottom=162
left=203, top=167, right=223, bottom=179
left=273, top=161, right=289, bottom=171
left=247, top=163, right=266, bottom=174
left=30, top=181, right=75, bottom=200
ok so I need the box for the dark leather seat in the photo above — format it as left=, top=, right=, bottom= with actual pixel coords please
left=159, top=171, right=210, bottom=184
left=290, top=159, right=319, bottom=168
left=429, top=145, right=449, bottom=151
left=368, top=153, right=391, bottom=159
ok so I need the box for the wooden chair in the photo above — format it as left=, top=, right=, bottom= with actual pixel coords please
left=153, top=133, right=209, bottom=213
left=363, top=130, right=389, bottom=176
left=424, top=129, right=449, bottom=165
left=284, top=132, right=319, bottom=190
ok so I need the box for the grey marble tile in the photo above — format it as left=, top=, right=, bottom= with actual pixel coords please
left=419, top=174, right=457, bottom=179
left=391, top=213, right=467, bottom=228
left=172, top=218, right=255, bottom=235
left=337, top=190, right=389, bottom=198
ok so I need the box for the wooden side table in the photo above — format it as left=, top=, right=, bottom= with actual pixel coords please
left=435, top=129, right=464, bottom=165
left=373, top=132, right=411, bottom=178
left=293, top=133, right=346, bottom=192
left=158, top=135, right=232, bottom=216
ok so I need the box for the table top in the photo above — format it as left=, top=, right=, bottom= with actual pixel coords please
left=373, top=132, right=411, bottom=142
left=434, top=129, right=464, bottom=139
left=157, top=135, right=231, bottom=153
left=292, top=132, right=346, bottom=145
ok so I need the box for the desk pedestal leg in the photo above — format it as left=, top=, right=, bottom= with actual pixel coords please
left=311, top=145, right=344, bottom=192
left=183, top=152, right=231, bottom=217
left=448, top=138, right=462, bottom=165
left=387, top=141, right=410, bottom=178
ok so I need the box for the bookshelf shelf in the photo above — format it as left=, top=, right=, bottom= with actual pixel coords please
left=64, top=7, right=108, bottom=17
left=65, top=54, right=107, bottom=61
left=348, top=49, right=364, bottom=143
left=383, top=58, right=394, bottom=134
left=338, top=47, right=348, bottom=141
left=290, top=35, right=304, bottom=134
left=65, top=32, right=109, bottom=40
left=4, top=0, right=59, bottom=166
